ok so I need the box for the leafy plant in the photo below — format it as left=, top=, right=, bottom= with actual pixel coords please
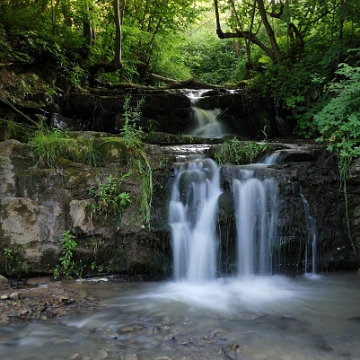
left=214, top=138, right=267, bottom=165
left=91, top=261, right=104, bottom=273
left=4, top=248, right=13, bottom=260
left=3, top=245, right=29, bottom=274
left=120, top=95, right=145, bottom=146
left=88, top=174, right=131, bottom=221
left=54, top=230, right=83, bottom=279
left=119, top=95, right=153, bottom=227
left=314, top=62, right=360, bottom=262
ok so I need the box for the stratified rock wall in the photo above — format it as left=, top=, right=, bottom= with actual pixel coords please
left=56, top=89, right=274, bottom=138
left=0, top=136, right=174, bottom=277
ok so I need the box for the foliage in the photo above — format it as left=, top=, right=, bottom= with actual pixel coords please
left=54, top=230, right=83, bottom=279
left=88, top=174, right=131, bottom=221
left=314, top=62, right=360, bottom=181
left=0, top=113, right=30, bottom=142
left=183, top=27, right=245, bottom=84
left=29, top=127, right=103, bottom=168
left=3, top=72, right=62, bottom=105
left=2, top=244, right=29, bottom=275
left=119, top=95, right=153, bottom=227
left=214, top=138, right=267, bottom=165
left=91, top=261, right=104, bottom=273
left=151, top=33, right=192, bottom=81
left=313, top=61, right=360, bottom=261
left=120, top=95, right=145, bottom=146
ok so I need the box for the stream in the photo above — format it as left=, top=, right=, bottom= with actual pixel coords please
left=1, top=273, right=360, bottom=360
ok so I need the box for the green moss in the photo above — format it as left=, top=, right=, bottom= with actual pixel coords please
left=94, top=137, right=130, bottom=165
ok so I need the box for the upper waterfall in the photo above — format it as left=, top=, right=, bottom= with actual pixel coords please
left=185, top=89, right=229, bottom=138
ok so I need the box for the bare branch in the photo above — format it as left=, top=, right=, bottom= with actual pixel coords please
left=0, top=95, right=39, bottom=127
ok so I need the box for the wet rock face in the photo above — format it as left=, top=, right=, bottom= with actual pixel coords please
left=215, top=144, right=359, bottom=273
left=0, top=137, right=174, bottom=277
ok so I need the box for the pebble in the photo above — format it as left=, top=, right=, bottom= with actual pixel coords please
left=9, top=292, right=21, bottom=300
left=120, top=354, right=138, bottom=360
left=96, top=349, right=108, bottom=359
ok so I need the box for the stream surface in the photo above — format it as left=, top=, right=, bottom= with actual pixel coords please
left=1, top=272, right=360, bottom=360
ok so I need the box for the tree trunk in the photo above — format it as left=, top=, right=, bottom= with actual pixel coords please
left=112, top=0, right=123, bottom=68
left=256, top=0, right=281, bottom=63
left=214, top=0, right=277, bottom=62
left=83, top=2, right=96, bottom=49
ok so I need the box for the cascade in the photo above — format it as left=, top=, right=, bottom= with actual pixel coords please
left=300, top=193, right=317, bottom=275
left=186, top=90, right=227, bottom=138
left=169, top=158, right=222, bottom=282
left=169, top=151, right=280, bottom=281
left=232, top=171, right=278, bottom=276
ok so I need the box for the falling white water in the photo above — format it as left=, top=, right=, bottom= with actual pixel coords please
left=261, top=150, right=281, bottom=164
left=300, top=193, right=317, bottom=275
left=170, top=149, right=281, bottom=281
left=232, top=171, right=279, bottom=276
left=191, top=107, right=225, bottom=138
left=169, top=158, right=222, bottom=282
left=184, top=89, right=226, bottom=138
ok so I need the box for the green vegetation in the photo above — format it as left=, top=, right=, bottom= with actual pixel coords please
left=88, top=174, right=131, bottom=221
left=0, top=114, right=29, bottom=142
left=29, top=126, right=102, bottom=168
left=314, top=63, right=360, bottom=179
left=119, top=95, right=153, bottom=227
left=1, top=0, right=360, bottom=266
left=0, top=0, right=200, bottom=84
left=313, top=62, right=360, bottom=260
left=2, top=244, right=29, bottom=275
left=53, top=230, right=83, bottom=279
left=213, top=138, right=267, bottom=165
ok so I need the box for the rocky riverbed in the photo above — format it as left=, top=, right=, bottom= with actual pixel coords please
left=0, top=275, right=103, bottom=324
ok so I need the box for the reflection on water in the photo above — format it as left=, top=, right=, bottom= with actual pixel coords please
left=1, top=273, right=360, bottom=360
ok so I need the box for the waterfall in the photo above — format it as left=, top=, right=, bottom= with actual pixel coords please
left=191, top=107, right=224, bottom=138
left=300, top=193, right=317, bottom=275
left=185, top=90, right=226, bottom=138
left=169, top=150, right=281, bottom=281
left=232, top=171, right=279, bottom=276
left=169, top=158, right=222, bottom=282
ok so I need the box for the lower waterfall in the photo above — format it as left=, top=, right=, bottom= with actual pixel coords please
left=169, top=158, right=221, bottom=282
left=233, top=171, right=278, bottom=276
left=169, top=156, right=279, bottom=281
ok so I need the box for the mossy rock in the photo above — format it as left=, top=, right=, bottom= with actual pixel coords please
left=94, top=137, right=130, bottom=165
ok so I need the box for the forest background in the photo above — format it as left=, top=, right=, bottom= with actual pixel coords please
left=0, top=0, right=360, bottom=175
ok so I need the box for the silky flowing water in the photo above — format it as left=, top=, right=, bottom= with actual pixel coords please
left=1, top=274, right=360, bottom=359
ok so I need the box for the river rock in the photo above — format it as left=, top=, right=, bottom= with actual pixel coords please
left=119, top=354, right=138, bottom=360
left=117, top=324, right=144, bottom=335
left=9, top=292, right=21, bottom=300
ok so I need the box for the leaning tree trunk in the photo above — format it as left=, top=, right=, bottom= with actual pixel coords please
left=256, top=0, right=281, bottom=64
